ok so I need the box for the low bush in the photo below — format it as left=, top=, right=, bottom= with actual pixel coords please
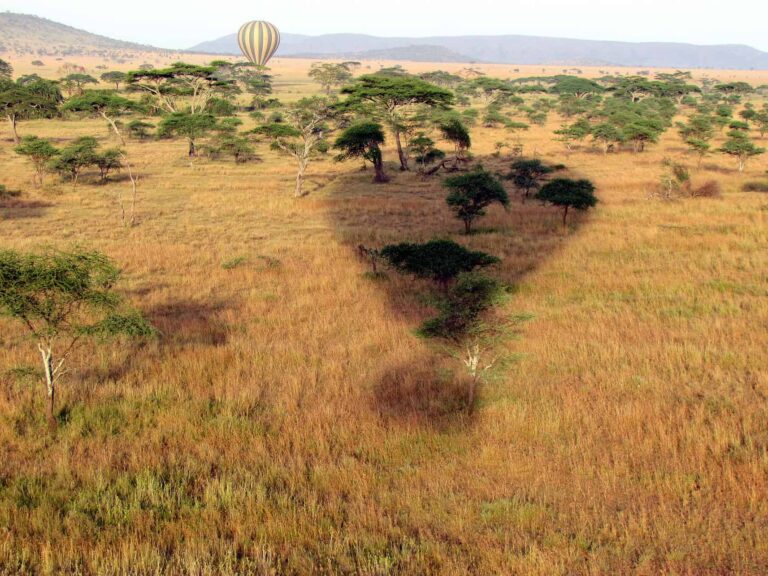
left=420, top=273, right=503, bottom=339
left=381, top=240, right=499, bottom=283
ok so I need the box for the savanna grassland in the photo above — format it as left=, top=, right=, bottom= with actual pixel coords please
left=1, top=55, right=768, bottom=575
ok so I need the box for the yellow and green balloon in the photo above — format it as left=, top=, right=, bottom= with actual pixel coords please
left=238, top=21, right=281, bottom=67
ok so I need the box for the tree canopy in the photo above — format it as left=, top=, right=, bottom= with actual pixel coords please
left=334, top=121, right=388, bottom=183
left=0, top=247, right=154, bottom=425
left=340, top=74, right=454, bottom=171
left=444, top=168, right=509, bottom=234
left=536, top=178, right=598, bottom=225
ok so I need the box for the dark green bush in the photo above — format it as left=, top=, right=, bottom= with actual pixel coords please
left=420, top=273, right=503, bottom=339
left=206, top=97, right=237, bottom=117
left=381, top=239, right=499, bottom=283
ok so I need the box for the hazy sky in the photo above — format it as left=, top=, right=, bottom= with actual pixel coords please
left=4, top=0, right=768, bottom=51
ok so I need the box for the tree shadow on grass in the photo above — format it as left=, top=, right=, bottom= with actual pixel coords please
left=325, top=153, right=591, bottom=428
left=76, top=300, right=234, bottom=388
left=0, top=198, right=53, bottom=220
left=372, top=354, right=477, bottom=429
left=147, top=300, right=233, bottom=348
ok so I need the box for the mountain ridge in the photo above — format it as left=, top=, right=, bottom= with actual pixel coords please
left=191, top=32, right=768, bottom=69
left=1, top=13, right=767, bottom=69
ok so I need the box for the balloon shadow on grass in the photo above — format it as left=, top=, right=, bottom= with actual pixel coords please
left=325, top=154, right=592, bottom=428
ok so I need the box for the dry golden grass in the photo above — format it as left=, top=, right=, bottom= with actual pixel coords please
left=0, top=57, right=767, bottom=575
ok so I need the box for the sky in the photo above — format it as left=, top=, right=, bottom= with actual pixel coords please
left=4, top=0, right=768, bottom=51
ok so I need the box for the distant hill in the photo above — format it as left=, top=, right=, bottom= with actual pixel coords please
left=2, top=12, right=767, bottom=70
left=191, top=32, right=768, bottom=70
left=0, top=13, right=166, bottom=58
left=296, top=45, right=479, bottom=63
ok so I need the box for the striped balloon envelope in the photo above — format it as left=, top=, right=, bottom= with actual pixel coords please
left=237, top=21, right=281, bottom=67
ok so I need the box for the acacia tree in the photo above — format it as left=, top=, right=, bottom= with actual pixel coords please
left=591, top=122, right=624, bottom=153
left=755, top=107, right=768, bottom=138
left=438, top=116, right=472, bottom=169
left=49, top=137, right=100, bottom=187
left=623, top=117, right=665, bottom=152
left=340, top=75, right=453, bottom=171
left=677, top=114, right=715, bottom=166
left=62, top=91, right=143, bottom=224
left=211, top=61, right=268, bottom=105
left=444, top=168, right=509, bottom=234
left=381, top=239, right=499, bottom=283
left=549, top=76, right=604, bottom=99
left=410, top=134, right=445, bottom=174
left=62, top=91, right=140, bottom=145
left=419, top=71, right=463, bottom=89
left=309, top=63, right=353, bottom=95
left=507, top=159, right=559, bottom=201
left=127, top=63, right=232, bottom=114
left=334, top=122, right=388, bottom=183
left=0, top=78, right=62, bottom=143
left=100, top=71, right=127, bottom=90
left=462, top=77, right=518, bottom=105
left=610, top=76, right=657, bottom=102
left=14, top=136, right=59, bottom=187
left=536, top=178, right=598, bottom=225
left=0, top=248, right=154, bottom=427
left=719, top=130, right=765, bottom=172
left=158, top=112, right=218, bottom=161
left=554, top=118, right=592, bottom=151
left=260, top=97, right=336, bottom=197
left=60, top=73, right=98, bottom=96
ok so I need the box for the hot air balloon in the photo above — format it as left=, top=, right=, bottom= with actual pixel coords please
left=238, top=21, right=281, bottom=67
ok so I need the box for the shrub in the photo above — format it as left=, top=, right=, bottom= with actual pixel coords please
left=48, top=137, right=100, bottom=186
left=14, top=136, right=59, bottom=187
left=95, top=148, right=123, bottom=183
left=381, top=240, right=499, bottom=284
left=127, top=119, right=154, bottom=140
left=206, top=97, right=237, bottom=117
left=420, top=273, right=503, bottom=340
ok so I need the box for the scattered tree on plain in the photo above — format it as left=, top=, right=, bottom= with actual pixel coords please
left=49, top=136, right=101, bottom=187
left=309, top=63, right=354, bottom=95
left=260, top=97, right=336, bottom=197
left=62, top=91, right=143, bottom=224
left=536, top=178, right=598, bottom=225
left=0, top=77, right=62, bottom=143
left=100, top=71, right=127, bottom=90
left=444, top=168, right=509, bottom=234
left=507, top=159, right=561, bottom=200
left=127, top=63, right=234, bottom=114
left=157, top=112, right=218, bottom=160
left=334, top=122, right=389, bottom=183
left=60, top=73, right=98, bottom=96
left=14, top=136, right=59, bottom=187
left=340, top=75, right=454, bottom=171
left=719, top=130, right=766, bottom=172
left=0, top=248, right=154, bottom=427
